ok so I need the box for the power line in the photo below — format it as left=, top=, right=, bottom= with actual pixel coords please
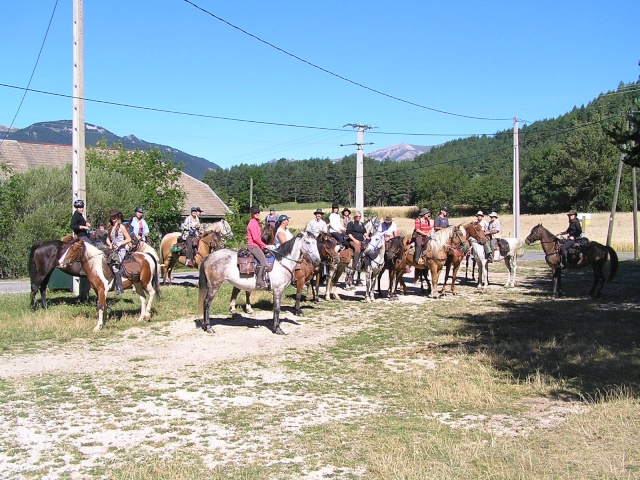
left=181, top=0, right=512, bottom=122
left=0, top=83, right=497, bottom=138
left=0, top=0, right=59, bottom=146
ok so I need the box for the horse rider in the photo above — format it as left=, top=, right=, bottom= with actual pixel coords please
left=130, top=206, right=150, bottom=244
left=412, top=207, right=433, bottom=263
left=247, top=206, right=270, bottom=288
left=475, top=211, right=489, bottom=232
left=70, top=199, right=91, bottom=238
left=274, top=214, right=293, bottom=248
left=265, top=207, right=278, bottom=230
left=434, top=206, right=450, bottom=232
left=181, top=207, right=204, bottom=267
left=341, top=208, right=352, bottom=238
left=377, top=215, right=398, bottom=241
left=557, top=210, right=582, bottom=269
left=106, top=209, right=132, bottom=295
left=346, top=210, right=369, bottom=270
left=329, top=203, right=346, bottom=244
left=306, top=208, right=328, bottom=238
left=485, top=212, right=502, bottom=262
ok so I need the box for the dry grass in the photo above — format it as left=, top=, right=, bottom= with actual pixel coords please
left=280, top=206, right=637, bottom=249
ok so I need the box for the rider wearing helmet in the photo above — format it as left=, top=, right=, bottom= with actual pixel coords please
left=70, top=199, right=91, bottom=238
left=130, top=206, right=149, bottom=243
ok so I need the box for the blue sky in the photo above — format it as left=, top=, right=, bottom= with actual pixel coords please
left=1, top=1, right=638, bottom=170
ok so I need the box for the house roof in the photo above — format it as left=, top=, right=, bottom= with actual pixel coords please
left=0, top=140, right=231, bottom=218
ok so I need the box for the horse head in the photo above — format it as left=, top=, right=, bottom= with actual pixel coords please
left=301, top=232, right=322, bottom=266
left=58, top=238, right=86, bottom=268
left=220, top=219, right=234, bottom=239
left=525, top=223, right=544, bottom=245
left=385, top=236, right=405, bottom=261
left=317, top=232, right=340, bottom=265
left=364, top=232, right=385, bottom=259
left=364, top=216, right=379, bottom=236
left=464, top=221, right=488, bottom=243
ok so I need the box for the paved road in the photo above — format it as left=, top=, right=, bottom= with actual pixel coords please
left=2, top=253, right=636, bottom=295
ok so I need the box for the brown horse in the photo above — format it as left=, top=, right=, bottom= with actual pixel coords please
left=440, top=221, right=487, bottom=295
left=376, top=235, right=407, bottom=300
left=159, top=219, right=233, bottom=284
left=58, top=239, right=160, bottom=331
left=525, top=224, right=618, bottom=298
left=400, top=225, right=468, bottom=298
left=28, top=233, right=90, bottom=309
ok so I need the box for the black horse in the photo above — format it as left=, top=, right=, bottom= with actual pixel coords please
left=29, top=235, right=89, bottom=309
left=525, top=224, right=618, bottom=298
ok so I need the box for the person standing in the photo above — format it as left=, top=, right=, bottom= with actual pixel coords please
left=486, top=212, right=502, bottom=262
left=130, top=206, right=149, bottom=243
left=413, top=208, right=433, bottom=263
left=247, top=206, right=269, bottom=288
left=106, top=209, right=132, bottom=295
left=557, top=210, right=582, bottom=269
left=70, top=199, right=91, bottom=238
left=181, top=207, right=204, bottom=267
left=434, top=206, right=450, bottom=232
left=328, top=203, right=346, bottom=243
left=306, top=208, right=328, bottom=238
left=265, top=208, right=278, bottom=230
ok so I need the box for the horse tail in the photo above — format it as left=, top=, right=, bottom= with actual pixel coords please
left=150, top=255, right=161, bottom=300
left=606, top=246, right=618, bottom=282
left=28, top=242, right=42, bottom=285
left=197, top=258, right=208, bottom=316
left=515, top=239, right=525, bottom=258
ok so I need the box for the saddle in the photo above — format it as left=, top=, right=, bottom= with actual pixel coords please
left=236, top=248, right=276, bottom=277
left=170, top=236, right=200, bottom=254
left=121, top=254, right=142, bottom=283
left=561, top=237, right=589, bottom=252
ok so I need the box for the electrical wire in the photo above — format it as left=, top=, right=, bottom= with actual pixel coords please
left=181, top=0, right=512, bottom=122
left=0, top=0, right=59, bottom=146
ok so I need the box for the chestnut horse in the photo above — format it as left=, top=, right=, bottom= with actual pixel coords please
left=440, top=221, right=487, bottom=295
left=58, top=239, right=160, bottom=331
left=376, top=235, right=407, bottom=300
left=159, top=219, right=233, bottom=284
left=525, top=224, right=618, bottom=298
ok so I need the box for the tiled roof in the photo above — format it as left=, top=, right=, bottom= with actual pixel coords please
left=0, top=140, right=231, bottom=218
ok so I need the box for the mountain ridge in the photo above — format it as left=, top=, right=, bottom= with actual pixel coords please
left=1, top=120, right=220, bottom=179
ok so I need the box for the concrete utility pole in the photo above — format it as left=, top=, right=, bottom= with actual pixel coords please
left=72, top=0, right=85, bottom=296
left=342, top=124, right=372, bottom=215
left=513, top=117, right=520, bottom=238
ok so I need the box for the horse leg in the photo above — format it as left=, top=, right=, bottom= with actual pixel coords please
left=271, top=289, right=285, bottom=335
left=552, top=267, right=562, bottom=297
left=133, top=283, right=148, bottom=321
left=244, top=291, right=254, bottom=315
left=591, top=264, right=605, bottom=298
left=450, top=261, right=461, bottom=295
left=440, top=262, right=451, bottom=296
left=295, top=278, right=304, bottom=316
left=229, top=287, right=241, bottom=315
left=93, top=285, right=108, bottom=332
left=202, top=280, right=224, bottom=333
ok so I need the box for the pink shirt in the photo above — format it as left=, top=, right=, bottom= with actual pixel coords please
left=414, top=217, right=433, bottom=236
left=247, top=218, right=267, bottom=248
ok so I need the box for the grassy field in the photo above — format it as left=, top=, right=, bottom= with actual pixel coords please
left=275, top=204, right=637, bottom=253
left=0, top=256, right=639, bottom=478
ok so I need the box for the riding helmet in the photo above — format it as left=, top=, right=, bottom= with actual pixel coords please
left=567, top=210, right=577, bottom=216
left=250, top=206, right=261, bottom=214
left=73, top=199, right=85, bottom=208
left=278, top=214, right=290, bottom=222
left=135, top=206, right=144, bottom=213
left=332, top=203, right=339, bottom=209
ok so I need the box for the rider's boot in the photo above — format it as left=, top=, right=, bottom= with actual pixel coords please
left=560, top=250, right=568, bottom=269
left=485, top=243, right=493, bottom=262
left=255, top=265, right=267, bottom=288
left=113, top=270, right=124, bottom=295
left=353, top=251, right=361, bottom=271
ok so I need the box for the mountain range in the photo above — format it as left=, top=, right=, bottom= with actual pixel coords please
left=0, top=120, right=220, bottom=179
left=1, top=121, right=432, bottom=178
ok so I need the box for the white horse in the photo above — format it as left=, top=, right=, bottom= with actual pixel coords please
left=470, top=237, right=525, bottom=289
left=362, top=232, right=386, bottom=303
left=197, top=233, right=321, bottom=335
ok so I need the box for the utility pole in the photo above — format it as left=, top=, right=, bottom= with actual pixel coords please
left=342, top=124, right=373, bottom=215
left=72, top=0, right=85, bottom=296
left=513, top=117, right=520, bottom=238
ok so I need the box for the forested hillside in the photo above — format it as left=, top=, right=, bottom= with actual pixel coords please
left=203, top=81, right=640, bottom=214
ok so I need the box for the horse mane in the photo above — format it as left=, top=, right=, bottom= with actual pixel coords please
left=430, top=226, right=455, bottom=251
left=273, top=233, right=300, bottom=260
left=82, top=239, right=106, bottom=271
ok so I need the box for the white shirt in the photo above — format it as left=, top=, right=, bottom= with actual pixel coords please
left=328, top=212, right=344, bottom=233
left=377, top=221, right=397, bottom=238
left=488, top=219, right=502, bottom=238
left=306, top=218, right=328, bottom=238
left=275, top=226, right=293, bottom=247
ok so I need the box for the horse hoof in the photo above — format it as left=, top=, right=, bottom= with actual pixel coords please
left=144, top=315, right=151, bottom=322
left=295, top=310, right=304, bottom=317
left=274, top=327, right=285, bottom=335
left=246, top=309, right=256, bottom=317
left=230, top=308, right=237, bottom=315
left=205, top=327, right=215, bottom=335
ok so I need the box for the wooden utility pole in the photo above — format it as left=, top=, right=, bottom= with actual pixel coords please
left=342, top=124, right=372, bottom=215
left=513, top=117, right=520, bottom=238
left=72, top=0, right=85, bottom=296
